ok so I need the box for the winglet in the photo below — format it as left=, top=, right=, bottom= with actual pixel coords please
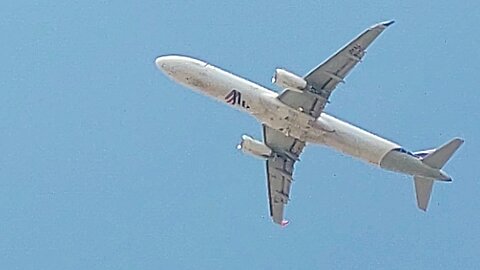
left=381, top=20, right=395, bottom=27
left=372, top=20, right=395, bottom=29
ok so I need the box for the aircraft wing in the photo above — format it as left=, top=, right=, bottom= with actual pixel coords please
left=263, top=125, right=305, bottom=226
left=278, top=20, right=395, bottom=118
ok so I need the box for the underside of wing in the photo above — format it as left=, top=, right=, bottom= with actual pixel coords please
left=279, top=20, right=394, bottom=118
left=263, top=125, right=305, bottom=226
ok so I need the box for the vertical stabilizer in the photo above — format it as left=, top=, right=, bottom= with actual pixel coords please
left=414, top=176, right=434, bottom=211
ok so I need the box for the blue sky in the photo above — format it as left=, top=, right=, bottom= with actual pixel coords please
left=1, top=1, right=479, bottom=269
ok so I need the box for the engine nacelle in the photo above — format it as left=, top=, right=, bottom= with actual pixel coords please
left=237, top=135, right=272, bottom=159
left=272, top=68, right=307, bottom=90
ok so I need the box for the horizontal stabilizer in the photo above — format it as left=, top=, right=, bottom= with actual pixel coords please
left=412, top=138, right=464, bottom=211
left=422, top=138, right=464, bottom=169
left=414, top=176, right=434, bottom=211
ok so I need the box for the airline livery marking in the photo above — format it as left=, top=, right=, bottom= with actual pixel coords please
left=225, top=89, right=250, bottom=109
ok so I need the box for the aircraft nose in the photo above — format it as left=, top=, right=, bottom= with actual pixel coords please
left=155, top=55, right=207, bottom=73
left=155, top=55, right=177, bottom=73
left=155, top=55, right=202, bottom=76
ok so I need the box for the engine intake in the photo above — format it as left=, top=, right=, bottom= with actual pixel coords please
left=272, top=68, right=307, bottom=90
left=237, top=135, right=272, bottom=159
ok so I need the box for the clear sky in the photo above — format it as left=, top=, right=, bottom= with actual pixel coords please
left=1, top=1, right=479, bottom=269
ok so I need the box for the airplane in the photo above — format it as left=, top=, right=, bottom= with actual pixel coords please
left=155, top=20, right=464, bottom=226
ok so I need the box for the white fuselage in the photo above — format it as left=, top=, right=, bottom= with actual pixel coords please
left=155, top=55, right=450, bottom=180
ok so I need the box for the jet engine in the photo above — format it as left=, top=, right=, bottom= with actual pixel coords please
left=237, top=135, right=272, bottom=159
left=272, top=68, right=307, bottom=90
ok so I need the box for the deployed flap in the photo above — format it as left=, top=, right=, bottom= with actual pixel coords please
left=263, top=125, right=305, bottom=225
left=414, top=176, right=434, bottom=211
left=279, top=20, right=394, bottom=118
left=422, top=138, right=464, bottom=169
